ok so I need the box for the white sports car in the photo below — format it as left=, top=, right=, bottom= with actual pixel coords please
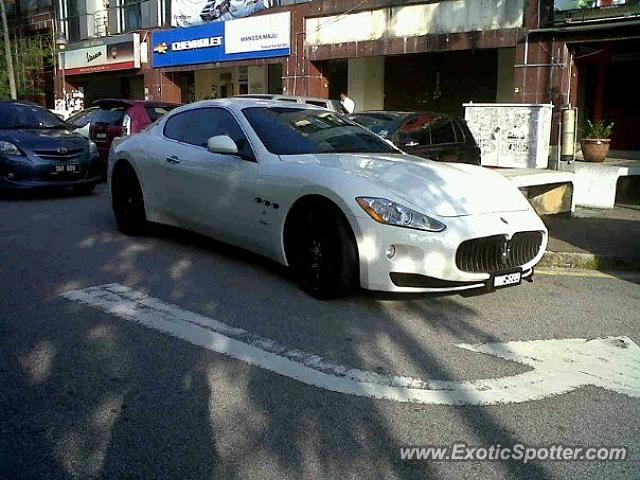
left=108, top=99, right=547, bottom=298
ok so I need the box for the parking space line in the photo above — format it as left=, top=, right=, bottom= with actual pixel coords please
left=61, top=283, right=640, bottom=406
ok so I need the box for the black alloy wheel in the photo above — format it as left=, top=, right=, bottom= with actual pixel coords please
left=289, top=205, right=358, bottom=299
left=112, top=163, right=147, bottom=236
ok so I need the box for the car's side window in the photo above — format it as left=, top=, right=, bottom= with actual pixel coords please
left=163, top=111, right=190, bottom=141
left=181, top=108, right=254, bottom=159
left=430, top=119, right=457, bottom=145
left=453, top=121, right=467, bottom=143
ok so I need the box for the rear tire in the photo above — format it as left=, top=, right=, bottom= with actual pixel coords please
left=286, top=203, right=358, bottom=299
left=111, top=162, right=147, bottom=236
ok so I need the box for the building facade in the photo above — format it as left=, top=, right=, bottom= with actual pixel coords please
left=46, top=0, right=640, bottom=158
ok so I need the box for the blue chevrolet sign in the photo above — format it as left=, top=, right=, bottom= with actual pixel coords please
left=152, top=12, right=291, bottom=68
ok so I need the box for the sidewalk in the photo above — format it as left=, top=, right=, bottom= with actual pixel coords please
left=540, top=204, right=640, bottom=271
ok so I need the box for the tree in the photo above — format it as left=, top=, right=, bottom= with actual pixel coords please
left=0, top=0, right=17, bottom=99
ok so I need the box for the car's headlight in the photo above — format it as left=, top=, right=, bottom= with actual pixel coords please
left=0, top=141, right=23, bottom=156
left=356, top=197, right=446, bottom=232
left=89, top=140, right=98, bottom=159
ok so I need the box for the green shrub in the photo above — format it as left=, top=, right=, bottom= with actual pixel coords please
left=583, top=120, right=614, bottom=139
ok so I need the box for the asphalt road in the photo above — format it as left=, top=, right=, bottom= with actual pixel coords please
left=1, top=185, right=639, bottom=480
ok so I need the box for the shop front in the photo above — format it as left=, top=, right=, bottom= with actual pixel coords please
left=297, top=0, right=526, bottom=115
left=148, top=11, right=290, bottom=103
left=57, top=33, right=144, bottom=115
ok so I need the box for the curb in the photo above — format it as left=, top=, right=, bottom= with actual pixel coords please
left=540, top=251, right=640, bottom=272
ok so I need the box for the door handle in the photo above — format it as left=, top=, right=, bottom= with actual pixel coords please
left=165, top=155, right=181, bottom=165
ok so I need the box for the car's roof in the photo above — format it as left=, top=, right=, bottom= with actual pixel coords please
left=234, top=94, right=338, bottom=103
left=352, top=110, right=461, bottom=120
left=178, top=97, right=322, bottom=111
left=0, top=100, right=44, bottom=108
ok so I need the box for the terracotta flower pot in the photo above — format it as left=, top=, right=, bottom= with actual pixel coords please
left=580, top=138, right=611, bottom=163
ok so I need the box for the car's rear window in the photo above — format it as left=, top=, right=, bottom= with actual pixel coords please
left=93, top=108, right=125, bottom=125
left=145, top=106, right=175, bottom=122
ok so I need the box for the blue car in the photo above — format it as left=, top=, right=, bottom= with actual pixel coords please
left=0, top=101, right=102, bottom=194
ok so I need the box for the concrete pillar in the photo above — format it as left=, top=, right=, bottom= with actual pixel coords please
left=347, top=56, right=384, bottom=112
left=143, top=69, right=182, bottom=103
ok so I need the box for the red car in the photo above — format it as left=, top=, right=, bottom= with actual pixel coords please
left=89, top=99, right=179, bottom=166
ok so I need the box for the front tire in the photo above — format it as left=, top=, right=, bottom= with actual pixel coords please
left=287, top=204, right=358, bottom=299
left=111, top=162, right=147, bottom=236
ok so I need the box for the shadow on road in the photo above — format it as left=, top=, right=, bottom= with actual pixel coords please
left=1, top=190, right=563, bottom=479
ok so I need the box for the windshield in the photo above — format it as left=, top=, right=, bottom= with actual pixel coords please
left=0, top=103, right=69, bottom=129
left=243, top=107, right=398, bottom=155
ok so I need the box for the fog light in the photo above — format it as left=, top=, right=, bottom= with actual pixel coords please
left=385, top=245, right=396, bottom=259
left=7, top=173, right=15, bottom=180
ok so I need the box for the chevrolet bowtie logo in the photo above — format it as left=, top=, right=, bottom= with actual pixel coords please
left=154, top=42, right=168, bottom=54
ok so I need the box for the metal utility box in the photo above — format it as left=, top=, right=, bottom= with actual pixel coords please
left=463, top=103, right=553, bottom=169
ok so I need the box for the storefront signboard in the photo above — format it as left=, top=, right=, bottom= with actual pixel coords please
left=152, top=11, right=290, bottom=68
left=64, top=33, right=141, bottom=76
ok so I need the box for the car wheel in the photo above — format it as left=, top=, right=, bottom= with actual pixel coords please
left=287, top=204, right=358, bottom=299
left=72, top=183, right=96, bottom=195
left=112, top=163, right=147, bottom=236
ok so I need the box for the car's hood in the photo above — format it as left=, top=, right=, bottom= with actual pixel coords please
left=0, top=128, right=87, bottom=152
left=282, top=153, right=531, bottom=217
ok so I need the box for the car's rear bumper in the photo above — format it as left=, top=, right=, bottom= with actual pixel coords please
left=0, top=174, right=102, bottom=191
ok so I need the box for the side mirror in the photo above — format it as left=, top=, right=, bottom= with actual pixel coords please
left=207, top=135, right=238, bottom=155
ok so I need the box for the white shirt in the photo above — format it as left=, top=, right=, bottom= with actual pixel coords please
left=341, top=96, right=355, bottom=114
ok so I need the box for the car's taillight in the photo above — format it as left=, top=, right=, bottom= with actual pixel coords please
left=122, top=114, right=131, bottom=136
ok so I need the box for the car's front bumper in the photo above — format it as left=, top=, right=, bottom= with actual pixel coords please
left=0, top=152, right=103, bottom=191
left=351, top=208, right=548, bottom=293
left=0, top=174, right=103, bottom=191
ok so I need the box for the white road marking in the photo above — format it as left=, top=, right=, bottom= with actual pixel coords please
left=61, top=283, right=640, bottom=406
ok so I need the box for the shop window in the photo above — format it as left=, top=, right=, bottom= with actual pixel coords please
left=65, top=0, right=82, bottom=41
left=238, top=67, right=249, bottom=95
left=123, top=0, right=143, bottom=31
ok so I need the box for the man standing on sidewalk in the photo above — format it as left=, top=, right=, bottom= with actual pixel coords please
left=340, top=92, right=355, bottom=114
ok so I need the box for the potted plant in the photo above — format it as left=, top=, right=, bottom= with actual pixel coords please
left=580, top=120, right=614, bottom=163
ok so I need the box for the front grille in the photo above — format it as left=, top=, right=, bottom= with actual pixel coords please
left=456, top=231, right=544, bottom=273
left=33, top=148, right=84, bottom=161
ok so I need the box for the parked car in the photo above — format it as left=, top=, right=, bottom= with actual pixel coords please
left=234, top=94, right=347, bottom=113
left=0, top=100, right=101, bottom=194
left=108, top=99, right=547, bottom=298
left=67, top=106, right=99, bottom=138
left=90, top=99, right=179, bottom=165
left=348, top=111, right=481, bottom=165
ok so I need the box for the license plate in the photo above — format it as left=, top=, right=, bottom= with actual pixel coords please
left=96, top=133, right=107, bottom=139
left=52, top=163, right=80, bottom=174
left=493, top=271, right=522, bottom=288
